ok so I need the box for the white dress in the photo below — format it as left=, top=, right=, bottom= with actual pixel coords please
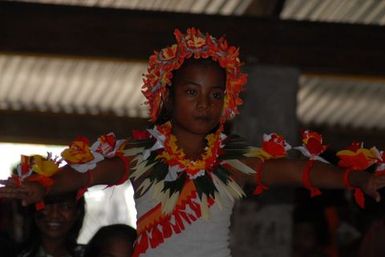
left=134, top=190, right=234, bottom=257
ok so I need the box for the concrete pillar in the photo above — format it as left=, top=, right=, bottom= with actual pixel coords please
left=230, top=65, right=300, bottom=257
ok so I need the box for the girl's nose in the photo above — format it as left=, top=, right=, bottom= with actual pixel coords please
left=197, top=94, right=209, bottom=110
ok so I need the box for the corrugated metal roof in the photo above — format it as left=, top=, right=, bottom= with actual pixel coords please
left=281, top=0, right=385, bottom=25
left=2, top=1, right=385, bottom=131
left=1, top=54, right=385, bottom=130
left=9, top=0, right=253, bottom=15
left=10, top=0, right=385, bottom=24
left=0, top=54, right=148, bottom=117
left=297, top=74, right=385, bottom=129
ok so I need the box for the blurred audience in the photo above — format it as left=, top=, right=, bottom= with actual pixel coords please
left=17, top=192, right=85, bottom=257
left=84, top=224, right=136, bottom=257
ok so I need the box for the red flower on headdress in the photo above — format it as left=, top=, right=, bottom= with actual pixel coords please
left=159, top=44, right=178, bottom=61
left=185, top=28, right=206, bottom=49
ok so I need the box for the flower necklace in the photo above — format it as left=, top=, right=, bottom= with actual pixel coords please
left=157, top=122, right=224, bottom=179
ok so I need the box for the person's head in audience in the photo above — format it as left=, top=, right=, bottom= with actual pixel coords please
left=19, top=191, right=85, bottom=257
left=84, top=224, right=136, bottom=257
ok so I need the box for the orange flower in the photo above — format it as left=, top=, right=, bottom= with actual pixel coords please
left=337, top=142, right=377, bottom=170
left=61, top=137, right=94, bottom=164
left=31, top=155, right=59, bottom=177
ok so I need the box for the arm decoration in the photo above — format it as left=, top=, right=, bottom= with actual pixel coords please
left=14, top=153, right=60, bottom=210
left=245, top=133, right=291, bottom=196
left=336, top=142, right=377, bottom=208
left=373, top=148, right=385, bottom=176
left=294, top=130, right=328, bottom=197
left=61, top=132, right=128, bottom=198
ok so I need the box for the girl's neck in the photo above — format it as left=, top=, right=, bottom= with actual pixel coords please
left=172, top=125, right=206, bottom=160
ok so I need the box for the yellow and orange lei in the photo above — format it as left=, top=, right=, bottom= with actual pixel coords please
left=156, top=122, right=223, bottom=178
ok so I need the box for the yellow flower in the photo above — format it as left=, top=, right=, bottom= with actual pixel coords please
left=31, top=155, right=59, bottom=177
left=61, top=138, right=94, bottom=164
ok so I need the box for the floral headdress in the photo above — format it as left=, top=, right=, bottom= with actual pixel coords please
left=142, top=27, right=248, bottom=123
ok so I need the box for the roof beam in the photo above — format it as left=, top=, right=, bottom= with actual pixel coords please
left=0, top=110, right=149, bottom=145
left=1, top=1, right=385, bottom=75
left=243, top=0, right=286, bottom=17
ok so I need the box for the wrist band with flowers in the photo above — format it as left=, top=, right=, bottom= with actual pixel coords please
left=337, top=142, right=377, bottom=208
left=61, top=132, right=128, bottom=198
left=14, top=153, right=60, bottom=210
left=294, top=130, right=328, bottom=197
left=245, top=133, right=291, bottom=195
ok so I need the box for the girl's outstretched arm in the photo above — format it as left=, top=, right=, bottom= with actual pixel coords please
left=240, top=157, right=385, bottom=202
left=0, top=156, right=129, bottom=206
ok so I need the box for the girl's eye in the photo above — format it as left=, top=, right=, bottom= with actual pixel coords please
left=211, top=91, right=224, bottom=100
left=185, top=89, right=197, bottom=96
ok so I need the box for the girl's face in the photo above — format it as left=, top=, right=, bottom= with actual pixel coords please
left=170, top=61, right=226, bottom=135
left=35, top=199, right=79, bottom=240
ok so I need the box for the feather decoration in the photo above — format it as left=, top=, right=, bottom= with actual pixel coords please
left=222, top=159, right=256, bottom=175
left=211, top=173, right=235, bottom=203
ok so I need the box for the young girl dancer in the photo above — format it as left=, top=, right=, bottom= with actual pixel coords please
left=1, top=28, right=385, bottom=257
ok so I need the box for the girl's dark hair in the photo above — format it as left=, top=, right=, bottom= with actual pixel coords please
left=155, top=57, right=226, bottom=125
left=83, top=224, right=137, bottom=257
left=18, top=192, right=85, bottom=257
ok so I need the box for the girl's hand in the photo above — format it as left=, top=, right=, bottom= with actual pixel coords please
left=0, top=179, right=46, bottom=206
left=361, top=173, right=385, bottom=202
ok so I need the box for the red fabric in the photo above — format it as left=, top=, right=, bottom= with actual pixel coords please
left=149, top=225, right=163, bottom=248
left=302, top=160, right=321, bottom=197
left=253, top=161, right=269, bottom=195
left=133, top=191, right=215, bottom=256
left=132, top=233, right=149, bottom=257
left=342, top=168, right=354, bottom=189
left=343, top=169, right=365, bottom=208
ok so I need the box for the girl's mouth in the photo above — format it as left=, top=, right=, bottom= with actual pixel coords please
left=194, top=115, right=211, bottom=122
